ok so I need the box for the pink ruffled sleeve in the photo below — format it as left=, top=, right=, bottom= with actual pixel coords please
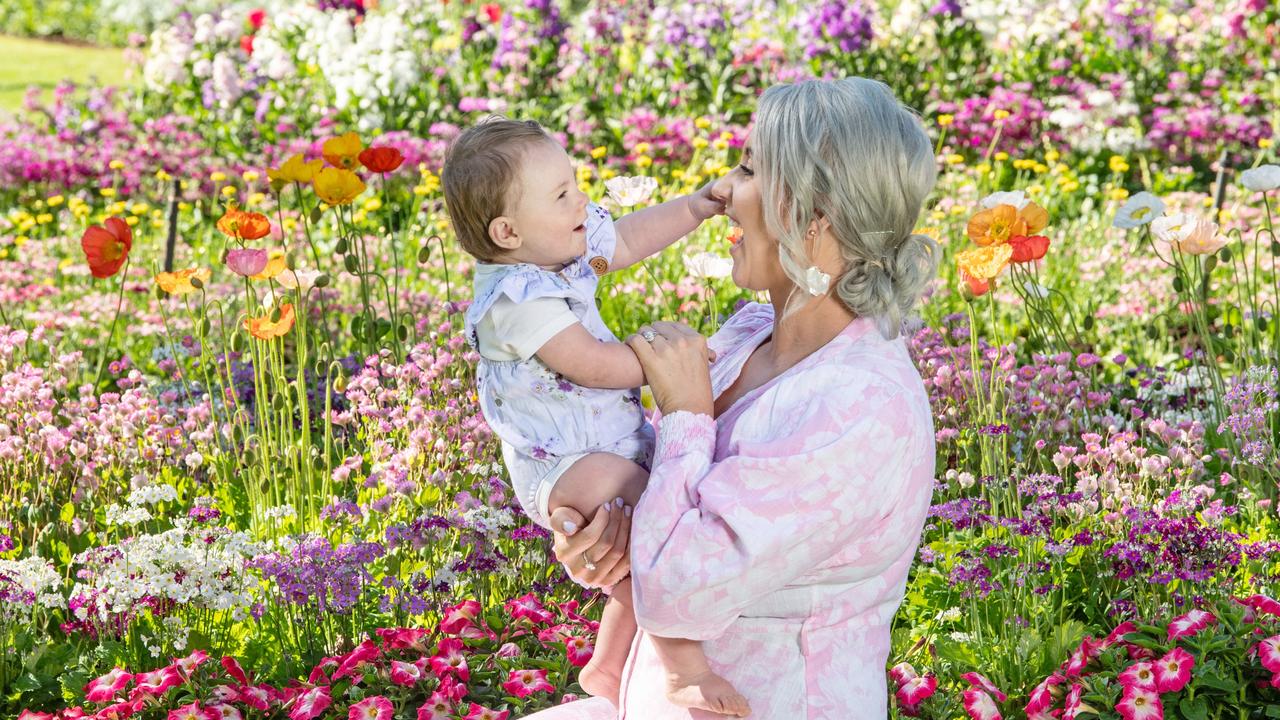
left=629, top=371, right=924, bottom=640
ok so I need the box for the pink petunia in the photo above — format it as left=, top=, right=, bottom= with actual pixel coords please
left=1244, top=594, right=1280, bottom=617
left=439, top=600, right=482, bottom=635
left=462, top=704, right=509, bottom=720
left=1154, top=647, right=1194, bottom=693
left=416, top=693, right=454, bottom=720
left=207, top=705, right=244, bottom=720
left=436, top=675, right=468, bottom=702
left=221, top=657, right=251, bottom=686
left=1024, top=673, right=1065, bottom=714
left=896, top=675, right=938, bottom=705
left=349, top=696, right=393, bottom=720
left=961, top=672, right=1007, bottom=702
left=84, top=668, right=133, bottom=703
left=1118, top=662, right=1157, bottom=690
left=168, top=702, right=217, bottom=720
left=889, top=662, right=918, bottom=688
left=332, top=640, right=381, bottom=682
left=288, top=687, right=332, bottom=720
left=1064, top=683, right=1098, bottom=720
left=18, top=712, right=55, bottom=720
left=504, top=594, right=556, bottom=624
left=502, top=668, right=555, bottom=698
left=1116, top=686, right=1164, bottom=720
left=564, top=636, right=594, bottom=668
left=376, top=627, right=429, bottom=650
left=390, top=660, right=423, bottom=686
left=429, top=638, right=471, bottom=681
left=1166, top=609, right=1216, bottom=641
left=226, top=248, right=268, bottom=277
left=962, top=689, right=1002, bottom=720
left=173, top=650, right=210, bottom=677
left=132, top=668, right=184, bottom=698
left=236, top=685, right=275, bottom=711
left=1258, top=635, right=1280, bottom=673
left=1101, top=621, right=1138, bottom=649
left=1063, top=636, right=1102, bottom=676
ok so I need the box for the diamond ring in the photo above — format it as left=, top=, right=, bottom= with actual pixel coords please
left=583, top=555, right=597, bottom=571
left=639, top=328, right=658, bottom=342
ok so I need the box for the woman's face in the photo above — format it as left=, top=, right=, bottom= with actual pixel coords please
left=712, top=139, right=792, bottom=294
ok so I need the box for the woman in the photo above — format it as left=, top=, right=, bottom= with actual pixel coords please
left=529, top=77, right=939, bottom=719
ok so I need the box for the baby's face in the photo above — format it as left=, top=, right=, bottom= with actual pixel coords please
left=502, top=141, right=589, bottom=269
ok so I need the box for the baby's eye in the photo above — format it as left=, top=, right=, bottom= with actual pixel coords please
left=558, top=191, right=567, bottom=199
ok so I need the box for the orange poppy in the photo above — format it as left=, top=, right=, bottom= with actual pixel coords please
left=966, top=202, right=1049, bottom=246
left=1008, top=234, right=1051, bottom=264
left=358, top=147, right=405, bottom=173
left=217, top=207, right=271, bottom=240
left=961, top=269, right=991, bottom=297
left=244, top=303, right=296, bottom=340
left=155, top=267, right=212, bottom=295
left=81, top=217, right=133, bottom=279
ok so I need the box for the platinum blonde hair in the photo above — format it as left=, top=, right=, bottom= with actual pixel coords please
left=754, top=77, right=939, bottom=339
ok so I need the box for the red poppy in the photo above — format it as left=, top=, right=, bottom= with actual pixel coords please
left=358, top=147, right=405, bottom=174
left=240, top=34, right=255, bottom=55
left=961, top=269, right=991, bottom=298
left=481, top=3, right=502, bottom=22
left=1008, top=234, right=1051, bottom=264
left=81, top=217, right=132, bottom=279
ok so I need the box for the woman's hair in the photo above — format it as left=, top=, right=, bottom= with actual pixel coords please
left=441, top=116, right=554, bottom=262
left=753, top=78, right=939, bottom=339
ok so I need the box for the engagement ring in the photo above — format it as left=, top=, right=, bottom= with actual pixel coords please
left=583, top=555, right=597, bottom=571
left=640, top=328, right=658, bottom=342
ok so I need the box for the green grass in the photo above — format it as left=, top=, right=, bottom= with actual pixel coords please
left=0, top=35, right=130, bottom=115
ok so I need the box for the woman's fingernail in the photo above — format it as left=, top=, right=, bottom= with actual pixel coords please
left=563, top=521, right=577, bottom=534
left=600, top=503, right=610, bottom=515
left=614, top=497, right=625, bottom=508
left=624, top=505, right=632, bottom=518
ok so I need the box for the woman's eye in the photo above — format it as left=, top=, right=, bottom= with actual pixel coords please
left=738, top=164, right=754, bottom=177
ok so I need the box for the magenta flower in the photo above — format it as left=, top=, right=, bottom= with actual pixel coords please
left=1154, top=647, right=1195, bottom=693
left=389, top=660, right=423, bottom=687
left=221, top=656, right=251, bottom=686
left=1024, top=673, right=1064, bottom=714
left=1064, top=636, right=1103, bottom=676
left=236, top=685, right=274, bottom=711
left=505, top=593, right=555, bottom=624
left=174, top=650, right=210, bottom=677
left=889, top=662, right=917, bottom=687
left=1258, top=635, right=1280, bottom=673
left=169, top=702, right=217, bottom=720
left=1244, top=594, right=1280, bottom=617
left=333, top=640, right=381, bottom=681
left=18, top=713, right=55, bottom=720
left=84, top=667, right=133, bottom=703
left=208, top=704, right=244, bottom=720
left=961, top=672, right=1007, bottom=702
left=134, top=667, right=184, bottom=697
left=226, top=248, right=268, bottom=277
left=416, top=694, right=454, bottom=720
left=1063, top=683, right=1097, bottom=720
left=962, top=688, right=1002, bottom=720
left=439, top=600, right=482, bottom=635
left=288, top=687, right=332, bottom=720
left=349, top=696, right=393, bottom=720
left=501, top=668, right=555, bottom=698
left=896, top=674, right=937, bottom=705
left=429, top=638, right=471, bottom=681
left=1116, top=686, right=1164, bottom=720
left=462, top=704, right=509, bottom=720
left=1101, top=621, right=1138, bottom=649
left=497, top=642, right=521, bottom=658
left=1167, top=609, right=1216, bottom=640
left=376, top=627, right=429, bottom=649
left=1118, top=662, right=1157, bottom=690
left=564, top=636, right=594, bottom=668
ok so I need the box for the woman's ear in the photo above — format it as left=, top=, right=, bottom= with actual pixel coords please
left=489, top=216, right=521, bottom=251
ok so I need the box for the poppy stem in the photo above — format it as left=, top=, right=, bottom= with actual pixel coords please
left=94, top=257, right=131, bottom=389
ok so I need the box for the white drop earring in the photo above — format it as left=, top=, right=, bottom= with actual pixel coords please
left=803, top=229, right=830, bottom=296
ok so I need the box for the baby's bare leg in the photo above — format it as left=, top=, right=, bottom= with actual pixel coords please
left=547, top=453, right=647, bottom=707
left=652, top=637, right=751, bottom=717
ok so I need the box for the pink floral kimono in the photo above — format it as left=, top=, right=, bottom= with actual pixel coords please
left=526, top=303, right=936, bottom=719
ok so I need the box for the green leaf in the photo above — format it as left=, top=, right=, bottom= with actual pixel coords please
left=1194, top=672, right=1237, bottom=693
left=1179, top=697, right=1208, bottom=720
left=1265, top=704, right=1280, bottom=718
left=60, top=501, right=74, bottom=523
left=14, top=673, right=43, bottom=692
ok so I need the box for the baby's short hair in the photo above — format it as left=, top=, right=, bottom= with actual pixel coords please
left=442, top=116, right=555, bottom=262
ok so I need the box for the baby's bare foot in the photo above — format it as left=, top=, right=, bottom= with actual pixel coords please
left=579, top=662, right=621, bottom=707
left=665, top=669, right=751, bottom=717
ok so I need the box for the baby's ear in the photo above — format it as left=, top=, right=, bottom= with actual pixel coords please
left=488, top=216, right=521, bottom=251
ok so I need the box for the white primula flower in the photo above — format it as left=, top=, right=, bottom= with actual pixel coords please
left=1112, top=191, right=1165, bottom=229
left=1240, top=164, right=1280, bottom=193
left=604, top=176, right=658, bottom=207
left=981, top=190, right=1029, bottom=210
left=685, top=251, right=733, bottom=280
left=105, top=503, right=153, bottom=527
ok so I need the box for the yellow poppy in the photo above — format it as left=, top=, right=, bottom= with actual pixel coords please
left=154, top=267, right=211, bottom=295
left=244, top=303, right=296, bottom=340
left=251, top=250, right=288, bottom=281
left=956, top=243, right=1014, bottom=280
left=322, top=132, right=363, bottom=170
left=313, top=167, right=366, bottom=206
left=267, top=154, right=323, bottom=186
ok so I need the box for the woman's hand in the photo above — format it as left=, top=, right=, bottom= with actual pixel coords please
left=627, top=321, right=715, bottom=417
left=687, top=179, right=726, bottom=222
left=549, top=500, right=632, bottom=588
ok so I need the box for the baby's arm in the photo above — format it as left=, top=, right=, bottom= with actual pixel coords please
left=610, top=180, right=724, bottom=271
left=537, top=322, right=644, bottom=389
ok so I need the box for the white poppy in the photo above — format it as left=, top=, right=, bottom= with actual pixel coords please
left=980, top=190, right=1029, bottom=210
left=685, top=251, right=733, bottom=280
left=604, top=175, right=658, bottom=207
left=1112, top=191, right=1165, bottom=229
left=1240, top=164, right=1280, bottom=193
left=278, top=268, right=325, bottom=291
left=1151, top=212, right=1227, bottom=256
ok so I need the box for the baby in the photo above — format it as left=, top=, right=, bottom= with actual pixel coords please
left=442, top=117, right=749, bottom=717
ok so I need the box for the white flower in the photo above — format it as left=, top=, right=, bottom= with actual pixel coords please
left=1023, top=281, right=1051, bottom=298
left=1241, top=164, right=1280, bottom=193
left=604, top=176, right=658, bottom=207
left=1112, top=191, right=1165, bottom=229
left=980, top=190, right=1029, bottom=210
left=1151, top=212, right=1226, bottom=255
left=278, top=268, right=324, bottom=291
left=684, top=251, right=733, bottom=280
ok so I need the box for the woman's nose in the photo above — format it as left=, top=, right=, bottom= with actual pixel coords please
left=710, top=174, right=732, bottom=207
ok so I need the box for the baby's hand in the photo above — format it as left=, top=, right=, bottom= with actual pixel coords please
left=687, top=179, right=726, bottom=222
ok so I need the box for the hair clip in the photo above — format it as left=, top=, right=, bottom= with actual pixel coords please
left=863, top=230, right=896, bottom=239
